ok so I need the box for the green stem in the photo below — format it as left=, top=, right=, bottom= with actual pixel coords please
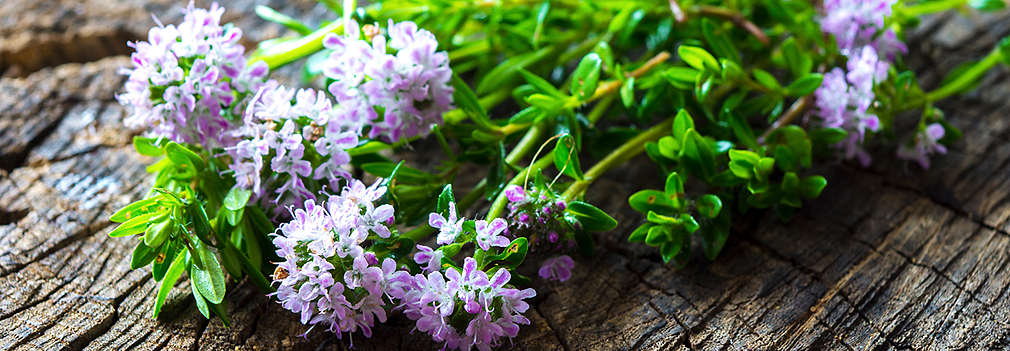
left=224, top=240, right=275, bottom=293
left=896, top=0, right=966, bottom=18
left=924, top=48, right=1003, bottom=103
left=561, top=117, right=675, bottom=200
left=250, top=20, right=344, bottom=70
left=505, top=124, right=547, bottom=166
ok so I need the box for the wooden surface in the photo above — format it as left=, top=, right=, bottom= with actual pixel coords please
left=2, top=1, right=1010, bottom=350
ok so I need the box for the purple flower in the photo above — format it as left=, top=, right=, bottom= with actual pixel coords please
left=429, top=203, right=465, bottom=245
left=118, top=2, right=268, bottom=148
left=812, top=47, right=886, bottom=166
left=397, top=257, right=536, bottom=351
left=227, top=81, right=362, bottom=213
left=322, top=19, right=454, bottom=142
left=538, top=255, right=575, bottom=282
left=414, top=245, right=445, bottom=274
left=820, top=0, right=899, bottom=55
left=474, top=218, right=510, bottom=251
left=897, top=123, right=948, bottom=169
left=271, top=178, right=413, bottom=340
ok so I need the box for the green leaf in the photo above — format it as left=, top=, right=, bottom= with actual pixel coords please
left=664, top=67, right=700, bottom=90
left=628, top=224, right=651, bottom=243
left=525, top=94, right=560, bottom=112
left=191, top=243, right=227, bottom=304
left=152, top=242, right=180, bottom=281
left=971, top=0, right=1006, bottom=11
left=786, top=73, right=823, bottom=96
left=701, top=19, right=740, bottom=63
left=768, top=126, right=812, bottom=168
left=186, top=200, right=217, bottom=245
left=752, top=69, right=781, bottom=91
left=498, top=237, right=529, bottom=269
left=678, top=45, right=720, bottom=72
left=774, top=145, right=798, bottom=172
left=553, top=134, right=583, bottom=180
left=568, top=201, right=618, bottom=231
left=477, top=47, right=552, bottom=94
left=620, top=77, right=636, bottom=108
left=254, top=5, right=312, bottom=35
left=781, top=38, right=812, bottom=77
left=452, top=74, right=496, bottom=131
left=133, top=137, right=164, bottom=157
left=509, top=106, right=545, bottom=124
left=664, top=172, right=685, bottom=197
left=153, top=252, right=186, bottom=318
left=645, top=225, right=668, bottom=247
left=362, top=162, right=437, bottom=184
left=798, top=175, right=827, bottom=199
left=131, top=241, right=158, bottom=270
left=672, top=109, right=695, bottom=141
left=660, top=238, right=682, bottom=263
left=518, top=69, right=563, bottom=97
left=190, top=266, right=211, bottom=319
left=108, top=212, right=158, bottom=237
left=810, top=128, right=847, bottom=145
left=681, top=129, right=716, bottom=180
left=728, top=149, right=760, bottom=179
left=143, top=217, right=172, bottom=248
left=110, top=197, right=161, bottom=223
left=699, top=210, right=731, bottom=260
left=437, top=185, right=455, bottom=214
left=164, top=142, right=204, bottom=170
left=571, top=53, right=603, bottom=101
left=629, top=190, right=677, bottom=213
left=223, top=187, right=252, bottom=211
left=696, top=194, right=722, bottom=219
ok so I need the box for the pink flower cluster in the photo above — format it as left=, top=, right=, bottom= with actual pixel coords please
left=118, top=3, right=268, bottom=148
left=815, top=0, right=909, bottom=166
left=897, top=123, right=948, bottom=169
left=271, top=179, right=410, bottom=339
left=228, top=81, right=360, bottom=213
left=397, top=257, right=536, bottom=351
left=272, top=186, right=536, bottom=350
left=503, top=185, right=577, bottom=253
left=322, top=20, right=454, bottom=142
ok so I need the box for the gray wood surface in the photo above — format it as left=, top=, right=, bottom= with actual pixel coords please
left=2, top=1, right=1009, bottom=350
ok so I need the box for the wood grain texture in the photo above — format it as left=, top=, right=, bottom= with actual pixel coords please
left=1, top=2, right=1009, bottom=350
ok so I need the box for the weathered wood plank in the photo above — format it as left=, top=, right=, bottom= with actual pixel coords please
left=1, top=4, right=1010, bottom=351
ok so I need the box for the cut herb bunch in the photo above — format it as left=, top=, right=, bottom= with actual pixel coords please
left=107, top=0, right=1009, bottom=349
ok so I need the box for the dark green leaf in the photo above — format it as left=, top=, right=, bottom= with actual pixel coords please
left=629, top=190, right=677, bottom=213
left=553, top=134, right=584, bottom=180
left=518, top=69, right=563, bottom=97
left=437, top=185, right=455, bottom=214
left=798, top=175, right=827, bottom=199
left=568, top=201, right=618, bottom=231
left=696, top=194, right=722, bottom=219
left=786, top=73, right=823, bottom=96
left=362, top=162, right=437, bottom=184
left=452, top=74, right=496, bottom=131
left=131, top=241, right=158, bottom=270
left=753, top=69, right=781, bottom=91
left=628, top=224, right=651, bottom=243
left=190, top=266, right=211, bottom=319
left=971, top=0, right=1006, bottom=11
left=701, top=19, right=740, bottom=63
left=645, top=225, right=668, bottom=247
left=153, top=252, right=186, bottom=318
